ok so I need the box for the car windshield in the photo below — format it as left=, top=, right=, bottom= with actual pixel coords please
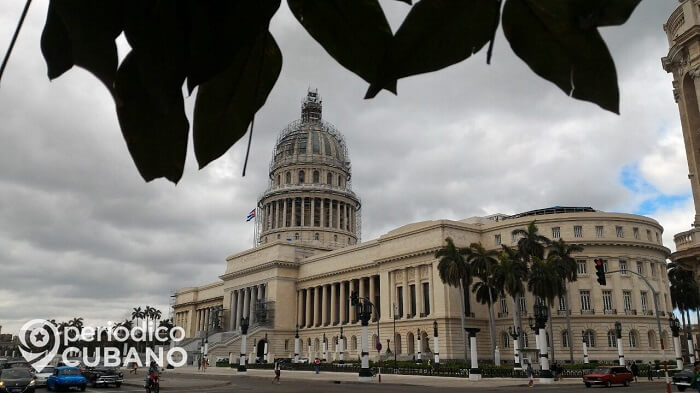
left=591, top=368, right=611, bottom=374
left=60, top=369, right=81, bottom=375
left=1, top=369, right=31, bottom=379
left=42, top=366, right=55, bottom=374
left=684, top=365, right=695, bottom=372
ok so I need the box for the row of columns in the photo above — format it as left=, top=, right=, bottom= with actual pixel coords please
left=194, top=306, right=219, bottom=333
left=261, top=197, right=355, bottom=233
left=174, top=311, right=189, bottom=330
left=388, top=266, right=433, bottom=319
left=296, top=276, right=380, bottom=329
left=231, top=283, right=268, bottom=331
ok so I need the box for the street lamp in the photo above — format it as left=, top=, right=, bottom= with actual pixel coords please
left=322, top=333, right=327, bottom=362
left=581, top=330, right=590, bottom=364
left=294, top=325, right=300, bottom=364
left=264, top=333, right=269, bottom=363
left=508, top=326, right=522, bottom=368
left=670, top=316, right=683, bottom=369
left=351, top=290, right=375, bottom=382
left=416, top=328, right=422, bottom=363
left=533, top=303, right=553, bottom=383
left=614, top=321, right=625, bottom=365
left=339, top=326, right=345, bottom=363
left=433, top=321, right=440, bottom=370
left=238, top=317, right=249, bottom=373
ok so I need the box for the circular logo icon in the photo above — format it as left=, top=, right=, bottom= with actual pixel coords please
left=19, top=319, right=60, bottom=372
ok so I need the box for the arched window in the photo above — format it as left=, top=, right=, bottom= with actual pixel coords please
left=327, top=172, right=333, bottom=185
left=407, top=332, right=415, bottom=355
left=607, top=330, right=617, bottom=348
left=562, top=330, right=570, bottom=348
left=313, top=170, right=320, bottom=183
left=294, top=233, right=300, bottom=240
left=501, top=332, right=510, bottom=348
left=314, top=233, right=319, bottom=241
left=277, top=234, right=281, bottom=239
left=351, top=336, right=357, bottom=350
left=522, top=332, right=529, bottom=348
left=286, top=171, right=291, bottom=184
left=277, top=174, right=280, bottom=185
left=298, top=170, right=305, bottom=184
left=648, top=330, right=657, bottom=349
left=285, top=339, right=289, bottom=351
left=334, top=235, right=338, bottom=242
left=629, top=330, right=638, bottom=348
left=395, top=333, right=402, bottom=355
left=315, top=338, right=320, bottom=351
left=584, top=330, right=596, bottom=347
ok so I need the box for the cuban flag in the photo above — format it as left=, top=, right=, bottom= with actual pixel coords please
left=246, top=209, right=256, bottom=222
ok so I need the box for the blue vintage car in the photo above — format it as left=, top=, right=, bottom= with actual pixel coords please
left=46, top=366, right=87, bottom=391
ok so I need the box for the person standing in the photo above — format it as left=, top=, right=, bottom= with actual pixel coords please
left=647, top=362, right=654, bottom=381
left=272, top=361, right=281, bottom=384
left=630, top=362, right=639, bottom=382
left=314, top=357, right=321, bottom=374
left=527, top=363, right=534, bottom=387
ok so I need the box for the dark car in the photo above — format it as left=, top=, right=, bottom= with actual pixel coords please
left=81, top=366, right=123, bottom=388
left=0, top=368, right=35, bottom=393
left=583, top=366, right=634, bottom=387
left=2, top=362, right=30, bottom=371
left=672, top=365, right=696, bottom=391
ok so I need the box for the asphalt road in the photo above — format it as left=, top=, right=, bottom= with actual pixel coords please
left=34, top=374, right=679, bottom=393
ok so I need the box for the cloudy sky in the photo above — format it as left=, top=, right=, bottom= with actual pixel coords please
left=0, top=1, right=687, bottom=334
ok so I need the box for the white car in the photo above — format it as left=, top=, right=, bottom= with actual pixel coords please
left=34, top=365, right=55, bottom=387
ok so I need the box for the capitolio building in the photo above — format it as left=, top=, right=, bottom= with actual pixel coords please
left=172, top=90, right=673, bottom=365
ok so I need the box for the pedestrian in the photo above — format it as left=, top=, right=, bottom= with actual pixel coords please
left=202, top=357, right=207, bottom=373
left=272, top=361, right=281, bottom=384
left=647, top=361, right=653, bottom=381
left=131, top=362, right=138, bottom=375
left=630, top=362, right=639, bottom=382
left=197, top=356, right=201, bottom=371
left=314, top=357, right=321, bottom=374
left=527, top=363, right=534, bottom=387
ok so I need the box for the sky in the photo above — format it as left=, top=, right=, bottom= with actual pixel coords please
left=0, top=1, right=689, bottom=335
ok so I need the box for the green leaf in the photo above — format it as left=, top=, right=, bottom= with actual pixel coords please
left=186, top=0, right=281, bottom=94
left=40, top=2, right=73, bottom=80
left=288, top=0, right=392, bottom=86
left=114, top=52, right=189, bottom=183
left=366, top=0, right=500, bottom=98
left=49, top=0, right=123, bottom=91
left=502, top=0, right=619, bottom=114
left=193, top=32, right=282, bottom=169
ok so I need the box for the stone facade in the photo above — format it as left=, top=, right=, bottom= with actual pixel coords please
left=173, top=91, right=673, bottom=364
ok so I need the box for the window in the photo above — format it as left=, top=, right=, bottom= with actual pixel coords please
left=616, top=226, right=624, bottom=238
left=623, top=291, right=632, bottom=310
left=583, top=330, right=596, bottom=347
left=646, top=229, right=652, bottom=241
left=648, top=331, right=657, bottom=349
left=333, top=234, right=338, bottom=242
left=603, top=260, right=609, bottom=273
left=409, top=284, right=417, bottom=317
left=327, top=172, right=333, bottom=185
left=640, top=292, right=648, bottom=313
left=314, top=233, right=319, bottom=241
left=522, top=332, right=529, bottom=348
left=651, top=263, right=657, bottom=277
left=603, top=290, right=613, bottom=311
left=559, top=296, right=567, bottom=311
left=580, top=290, right=591, bottom=311
left=596, top=226, right=604, bottom=238
left=512, top=232, right=519, bottom=243
left=562, top=330, right=570, bottom=348
left=298, top=134, right=308, bottom=154
left=518, top=296, right=527, bottom=314
left=277, top=234, right=280, bottom=239
left=285, top=339, right=289, bottom=351
left=608, top=330, right=617, bottom=347
left=338, top=175, right=343, bottom=187
left=286, top=171, right=291, bottom=184
left=294, top=232, right=300, bottom=240
left=324, top=137, right=332, bottom=156
left=574, top=225, right=583, bottom=238
left=500, top=297, right=508, bottom=314
left=298, top=170, right=305, bottom=184
left=619, top=260, right=627, bottom=275
left=277, top=174, right=280, bottom=185
left=423, top=282, right=430, bottom=315
left=577, top=259, right=587, bottom=274
left=656, top=232, right=660, bottom=243
left=636, top=261, right=643, bottom=275
left=502, top=333, right=510, bottom=348
left=494, top=234, right=502, bottom=245
left=312, top=132, right=320, bottom=153
left=396, top=287, right=404, bottom=317
left=313, top=170, right=320, bottom=183
left=629, top=331, right=638, bottom=348
left=552, top=227, right=561, bottom=239
left=633, top=227, right=640, bottom=239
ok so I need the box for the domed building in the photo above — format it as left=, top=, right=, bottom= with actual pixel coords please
left=172, top=90, right=674, bottom=368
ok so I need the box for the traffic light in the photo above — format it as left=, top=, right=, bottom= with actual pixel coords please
left=594, top=258, right=606, bottom=285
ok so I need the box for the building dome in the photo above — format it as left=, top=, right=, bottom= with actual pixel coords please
left=257, top=89, right=361, bottom=249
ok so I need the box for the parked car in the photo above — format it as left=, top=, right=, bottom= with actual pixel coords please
left=81, top=366, right=123, bottom=388
left=2, top=361, right=31, bottom=371
left=0, top=368, right=35, bottom=393
left=673, top=365, right=696, bottom=391
left=583, top=366, right=634, bottom=387
left=33, top=366, right=55, bottom=387
left=46, top=366, right=87, bottom=392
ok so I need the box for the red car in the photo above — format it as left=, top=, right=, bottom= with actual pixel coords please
left=583, top=366, right=634, bottom=387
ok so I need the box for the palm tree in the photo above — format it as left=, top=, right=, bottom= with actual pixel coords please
left=512, top=221, right=550, bottom=262
left=131, top=307, right=144, bottom=326
left=467, top=242, right=500, bottom=356
left=144, top=306, right=155, bottom=348
left=436, top=237, right=472, bottom=362
left=527, top=254, right=565, bottom=357
left=548, top=238, right=584, bottom=363
left=492, top=245, right=528, bottom=363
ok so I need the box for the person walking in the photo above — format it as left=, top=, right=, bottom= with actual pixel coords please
left=527, top=363, right=534, bottom=387
left=314, top=357, right=321, bottom=374
left=647, top=361, right=654, bottom=381
left=630, top=362, right=639, bottom=382
left=272, top=361, right=281, bottom=384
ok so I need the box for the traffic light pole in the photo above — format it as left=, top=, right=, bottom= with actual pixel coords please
left=602, top=269, right=670, bottom=393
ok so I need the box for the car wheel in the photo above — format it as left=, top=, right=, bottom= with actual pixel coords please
left=585, top=383, right=591, bottom=388
left=606, top=381, right=612, bottom=388
left=679, top=387, right=687, bottom=392
left=116, top=382, right=121, bottom=388
left=624, top=380, right=630, bottom=387
left=80, top=384, right=86, bottom=392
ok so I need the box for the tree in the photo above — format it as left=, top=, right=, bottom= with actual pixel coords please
left=32, top=0, right=641, bottom=183
left=527, top=255, right=565, bottom=337
left=492, top=245, right=529, bottom=360
left=512, top=221, right=550, bottom=262
left=435, top=237, right=472, bottom=362
left=547, top=238, right=584, bottom=363
left=467, top=242, right=500, bottom=357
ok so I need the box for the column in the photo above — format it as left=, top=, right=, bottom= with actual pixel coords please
left=315, top=286, right=322, bottom=327
left=418, top=272, right=425, bottom=317
left=322, top=284, right=330, bottom=325
left=345, top=203, right=349, bottom=231
left=428, top=264, right=434, bottom=316
left=296, top=290, right=303, bottom=327
left=349, top=279, right=357, bottom=323
left=403, top=269, right=410, bottom=318
left=283, top=199, right=287, bottom=228
left=249, top=286, right=257, bottom=324
left=305, top=288, right=312, bottom=328
left=330, top=283, right=338, bottom=324
left=311, top=198, right=316, bottom=227
left=230, top=291, right=237, bottom=330
left=387, top=271, right=393, bottom=319
left=369, top=276, right=377, bottom=321
left=236, top=290, right=243, bottom=329
left=340, top=281, right=347, bottom=324
left=359, top=277, right=366, bottom=303
left=336, top=200, right=341, bottom=229
left=243, top=287, right=251, bottom=325
left=320, top=199, right=325, bottom=228
left=301, top=197, right=305, bottom=226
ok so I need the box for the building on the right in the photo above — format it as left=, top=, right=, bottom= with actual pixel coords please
left=664, top=0, right=700, bottom=276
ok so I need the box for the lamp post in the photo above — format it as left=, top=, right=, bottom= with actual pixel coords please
left=433, top=321, right=440, bottom=369
left=508, top=326, right=522, bottom=369
left=670, top=316, right=683, bottom=369
left=294, top=325, right=300, bottom=364
left=581, top=330, right=589, bottom=364
left=416, top=328, right=422, bottom=363
left=351, top=290, right=375, bottom=382
left=264, top=333, right=269, bottom=363
left=465, top=328, right=481, bottom=381
left=528, top=316, right=540, bottom=354
left=687, top=325, right=696, bottom=364
left=393, top=303, right=398, bottom=369
left=238, top=317, right=249, bottom=374
left=534, top=303, right=553, bottom=383
left=339, top=326, right=345, bottom=364
left=615, top=321, right=625, bottom=366
left=334, top=336, right=339, bottom=362
left=322, top=333, right=327, bottom=362
left=307, top=338, right=312, bottom=361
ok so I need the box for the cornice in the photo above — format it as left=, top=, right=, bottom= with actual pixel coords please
left=219, top=260, right=299, bottom=280
left=173, top=296, right=223, bottom=309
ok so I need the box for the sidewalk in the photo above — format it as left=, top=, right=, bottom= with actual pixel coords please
left=166, top=366, right=662, bottom=388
